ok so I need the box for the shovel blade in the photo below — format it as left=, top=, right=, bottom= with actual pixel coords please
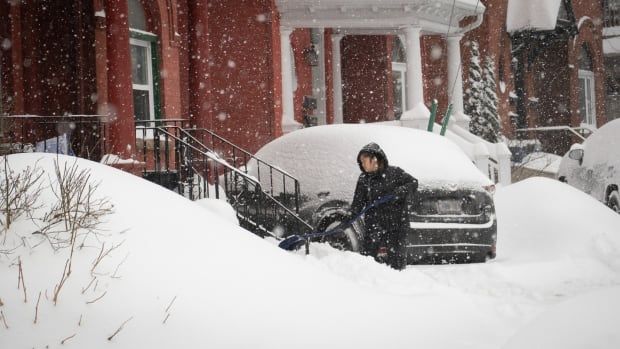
left=278, top=235, right=306, bottom=251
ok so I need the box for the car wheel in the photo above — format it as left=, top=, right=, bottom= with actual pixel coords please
left=318, top=214, right=362, bottom=252
left=608, top=190, right=620, bottom=214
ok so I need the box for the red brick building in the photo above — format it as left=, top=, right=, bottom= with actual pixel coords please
left=0, top=0, right=607, bottom=160
left=467, top=0, right=606, bottom=154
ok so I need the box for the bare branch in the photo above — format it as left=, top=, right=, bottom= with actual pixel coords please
left=53, top=258, right=71, bottom=305
left=107, top=316, right=133, bottom=341
left=165, top=296, right=177, bottom=313
left=91, top=241, right=124, bottom=273
left=86, top=291, right=107, bottom=305
left=111, top=253, right=129, bottom=279
left=162, top=313, right=171, bottom=324
left=18, top=257, right=27, bottom=303
left=81, top=276, right=97, bottom=295
left=0, top=310, right=8, bottom=329
left=60, top=333, right=76, bottom=345
left=34, top=291, right=42, bottom=324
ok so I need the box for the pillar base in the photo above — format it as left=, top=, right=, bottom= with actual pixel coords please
left=400, top=103, right=430, bottom=130
left=282, top=120, right=302, bottom=134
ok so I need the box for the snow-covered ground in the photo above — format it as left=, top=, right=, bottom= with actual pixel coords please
left=1, top=154, right=620, bottom=348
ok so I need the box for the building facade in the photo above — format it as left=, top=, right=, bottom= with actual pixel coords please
left=0, top=0, right=608, bottom=161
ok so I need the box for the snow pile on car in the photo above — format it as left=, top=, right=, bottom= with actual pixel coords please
left=252, top=124, right=491, bottom=201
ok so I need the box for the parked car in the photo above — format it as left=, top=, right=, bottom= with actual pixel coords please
left=250, top=124, right=497, bottom=263
left=557, top=119, right=620, bottom=213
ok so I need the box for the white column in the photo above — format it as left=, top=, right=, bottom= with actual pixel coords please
left=446, top=34, right=470, bottom=129
left=404, top=27, right=424, bottom=109
left=331, top=34, right=344, bottom=124
left=280, top=27, right=300, bottom=133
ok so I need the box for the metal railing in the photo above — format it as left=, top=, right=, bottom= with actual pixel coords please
left=134, top=122, right=312, bottom=238
left=184, top=127, right=301, bottom=213
left=0, top=114, right=109, bottom=161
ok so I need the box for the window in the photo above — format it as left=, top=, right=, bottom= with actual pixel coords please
left=130, top=37, right=155, bottom=122
left=128, top=0, right=160, bottom=125
left=392, top=36, right=407, bottom=119
left=578, top=44, right=596, bottom=127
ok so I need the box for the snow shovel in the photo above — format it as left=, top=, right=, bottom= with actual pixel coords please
left=278, top=195, right=396, bottom=252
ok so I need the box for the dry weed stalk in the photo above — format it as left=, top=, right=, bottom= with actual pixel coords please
left=91, top=241, right=124, bottom=274
left=0, top=309, right=8, bottom=329
left=17, top=257, right=27, bottom=303
left=60, top=333, right=76, bottom=345
left=34, top=291, right=42, bottom=324
left=86, top=291, right=107, bottom=304
left=107, top=316, right=133, bottom=341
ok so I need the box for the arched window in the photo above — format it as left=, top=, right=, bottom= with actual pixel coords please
left=392, top=36, right=407, bottom=119
left=128, top=0, right=160, bottom=124
left=578, top=44, right=596, bottom=127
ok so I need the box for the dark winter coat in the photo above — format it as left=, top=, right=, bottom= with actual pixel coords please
left=350, top=143, right=418, bottom=234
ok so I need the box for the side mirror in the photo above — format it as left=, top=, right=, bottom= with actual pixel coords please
left=568, top=148, right=584, bottom=163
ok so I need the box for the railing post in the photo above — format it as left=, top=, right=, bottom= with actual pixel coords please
left=295, top=180, right=300, bottom=214
left=214, top=162, right=220, bottom=199
left=164, top=131, right=170, bottom=172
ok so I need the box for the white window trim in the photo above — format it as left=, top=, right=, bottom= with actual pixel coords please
left=392, top=61, right=407, bottom=113
left=578, top=69, right=597, bottom=128
left=130, top=37, right=155, bottom=122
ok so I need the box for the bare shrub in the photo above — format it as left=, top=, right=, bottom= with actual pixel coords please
left=0, top=156, right=44, bottom=235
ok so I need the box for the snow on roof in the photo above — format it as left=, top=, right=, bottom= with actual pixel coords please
left=252, top=124, right=490, bottom=201
left=506, top=0, right=561, bottom=33
left=581, top=118, right=620, bottom=169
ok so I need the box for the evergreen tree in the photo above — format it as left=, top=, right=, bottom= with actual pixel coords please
left=465, top=41, right=484, bottom=135
left=479, top=55, right=502, bottom=142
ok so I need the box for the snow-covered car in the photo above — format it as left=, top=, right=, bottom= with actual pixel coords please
left=251, top=124, right=497, bottom=263
left=557, top=119, right=620, bottom=213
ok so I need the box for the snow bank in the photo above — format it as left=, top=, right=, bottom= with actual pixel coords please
left=495, top=177, right=620, bottom=263
left=3, top=154, right=620, bottom=349
left=195, top=198, right=238, bottom=225
left=503, top=286, right=620, bottom=349
left=0, top=153, right=501, bottom=349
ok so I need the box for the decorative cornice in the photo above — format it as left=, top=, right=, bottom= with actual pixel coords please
left=275, top=0, right=485, bottom=34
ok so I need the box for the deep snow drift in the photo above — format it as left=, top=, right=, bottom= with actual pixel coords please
left=1, top=154, right=620, bottom=349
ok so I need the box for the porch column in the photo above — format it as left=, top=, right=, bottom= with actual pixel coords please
left=105, top=0, right=135, bottom=157
left=331, top=33, right=344, bottom=124
left=446, top=34, right=470, bottom=129
left=404, top=26, right=424, bottom=109
left=280, top=26, right=300, bottom=133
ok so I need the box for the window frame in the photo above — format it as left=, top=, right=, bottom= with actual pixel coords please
left=578, top=69, right=597, bottom=128
left=129, top=29, right=161, bottom=122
